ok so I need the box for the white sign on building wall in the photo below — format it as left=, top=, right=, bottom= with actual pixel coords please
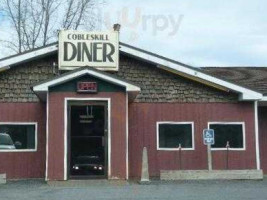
left=58, top=30, right=119, bottom=71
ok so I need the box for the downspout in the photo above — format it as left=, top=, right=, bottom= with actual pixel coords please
left=254, top=101, right=260, bottom=170
left=126, top=92, right=129, bottom=180
left=45, top=92, right=49, bottom=180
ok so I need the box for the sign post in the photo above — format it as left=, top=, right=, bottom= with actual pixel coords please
left=207, top=144, right=212, bottom=171
left=178, top=143, right=182, bottom=170
left=203, top=129, right=215, bottom=171
left=226, top=141, right=230, bottom=170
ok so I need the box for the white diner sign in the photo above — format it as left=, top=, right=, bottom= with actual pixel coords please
left=58, top=30, right=119, bottom=71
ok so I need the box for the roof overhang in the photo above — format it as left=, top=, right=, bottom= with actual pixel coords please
left=0, top=44, right=57, bottom=70
left=0, top=42, right=263, bottom=101
left=260, top=96, right=267, bottom=101
left=119, top=43, right=263, bottom=101
left=32, top=67, right=141, bottom=101
left=258, top=96, right=267, bottom=106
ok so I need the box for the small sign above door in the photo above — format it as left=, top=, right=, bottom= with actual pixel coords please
left=77, top=82, right=98, bottom=93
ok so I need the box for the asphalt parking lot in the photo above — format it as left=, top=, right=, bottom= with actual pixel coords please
left=0, top=179, right=267, bottom=200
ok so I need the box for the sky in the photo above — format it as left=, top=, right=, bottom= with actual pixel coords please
left=1, top=0, right=267, bottom=67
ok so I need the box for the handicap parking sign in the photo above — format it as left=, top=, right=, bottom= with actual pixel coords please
left=203, top=129, right=215, bottom=145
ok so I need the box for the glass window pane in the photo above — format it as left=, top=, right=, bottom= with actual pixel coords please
left=210, top=124, right=243, bottom=148
left=159, top=123, right=192, bottom=148
left=0, top=124, right=36, bottom=150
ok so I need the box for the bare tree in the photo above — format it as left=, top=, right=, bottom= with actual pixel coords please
left=0, top=0, right=24, bottom=53
left=0, top=0, right=102, bottom=54
left=62, top=0, right=97, bottom=30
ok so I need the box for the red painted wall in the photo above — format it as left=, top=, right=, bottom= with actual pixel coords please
left=128, top=102, right=256, bottom=178
left=47, top=92, right=126, bottom=180
left=0, top=103, right=46, bottom=179
left=259, top=107, right=267, bottom=174
left=0, top=101, right=257, bottom=179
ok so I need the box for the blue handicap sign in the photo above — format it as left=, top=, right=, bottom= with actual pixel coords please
left=203, top=129, right=215, bottom=145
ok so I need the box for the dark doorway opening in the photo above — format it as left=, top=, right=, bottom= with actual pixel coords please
left=68, top=103, right=107, bottom=179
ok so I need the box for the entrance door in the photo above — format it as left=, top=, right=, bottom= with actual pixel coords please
left=68, top=102, right=108, bottom=179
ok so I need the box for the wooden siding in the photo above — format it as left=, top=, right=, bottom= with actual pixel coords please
left=128, top=102, right=256, bottom=178
left=47, top=92, right=127, bottom=180
left=0, top=103, right=46, bottom=179
left=0, top=101, right=258, bottom=179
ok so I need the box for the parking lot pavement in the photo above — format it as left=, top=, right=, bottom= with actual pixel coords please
left=1, top=179, right=267, bottom=200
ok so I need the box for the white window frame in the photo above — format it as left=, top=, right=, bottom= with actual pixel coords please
left=0, top=122, right=38, bottom=152
left=208, top=122, right=246, bottom=151
left=157, top=121, right=195, bottom=151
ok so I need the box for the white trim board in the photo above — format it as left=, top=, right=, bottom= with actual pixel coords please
left=120, top=44, right=262, bottom=101
left=208, top=122, right=246, bottom=151
left=156, top=121, right=195, bottom=151
left=0, top=122, right=38, bottom=152
left=45, top=92, right=49, bottom=180
left=0, top=42, right=262, bottom=101
left=63, top=98, right=111, bottom=180
left=254, top=101, right=260, bottom=170
left=0, top=44, right=57, bottom=69
left=125, top=92, right=129, bottom=180
left=33, top=68, right=140, bottom=93
left=260, top=96, right=267, bottom=101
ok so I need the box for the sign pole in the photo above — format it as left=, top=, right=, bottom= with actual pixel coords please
left=226, top=141, right=230, bottom=170
left=178, top=143, right=182, bottom=170
left=207, top=144, right=212, bottom=171
left=203, top=129, right=214, bottom=171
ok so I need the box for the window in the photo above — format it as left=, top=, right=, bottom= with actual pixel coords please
left=157, top=122, right=194, bottom=150
left=209, top=122, right=245, bottom=150
left=0, top=123, right=37, bottom=151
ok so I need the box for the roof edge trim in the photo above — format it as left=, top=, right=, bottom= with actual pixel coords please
left=32, top=68, right=141, bottom=93
left=120, top=44, right=262, bottom=100
left=0, top=44, right=57, bottom=68
left=0, top=42, right=263, bottom=101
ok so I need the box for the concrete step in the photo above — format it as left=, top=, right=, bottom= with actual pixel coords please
left=47, top=179, right=128, bottom=187
left=0, top=174, right=6, bottom=184
left=160, top=170, right=263, bottom=180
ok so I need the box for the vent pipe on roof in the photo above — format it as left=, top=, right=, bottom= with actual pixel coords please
left=113, top=24, right=121, bottom=32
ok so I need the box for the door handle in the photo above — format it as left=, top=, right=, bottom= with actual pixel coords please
left=102, top=136, right=105, bottom=147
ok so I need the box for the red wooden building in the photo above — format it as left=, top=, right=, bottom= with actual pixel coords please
left=0, top=31, right=267, bottom=181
